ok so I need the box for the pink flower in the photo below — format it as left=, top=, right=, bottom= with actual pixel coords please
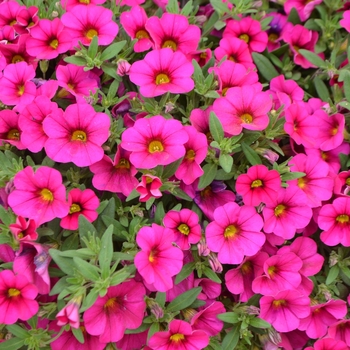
left=9, top=216, right=38, bottom=242
left=0, top=1, right=23, bottom=28
left=60, top=189, right=99, bottom=230
left=284, top=0, right=322, bottom=22
left=26, top=18, right=71, bottom=59
left=145, top=13, right=200, bottom=54
left=14, top=6, right=39, bottom=34
left=305, top=338, right=349, bottom=350
left=129, top=48, right=194, bottom=97
left=134, top=224, right=183, bottom=292
left=259, top=290, right=310, bottom=332
left=61, top=0, right=106, bottom=11
left=61, top=5, right=119, bottom=47
left=43, top=103, right=110, bottom=167
left=341, top=10, right=350, bottom=32
left=56, top=297, right=81, bottom=329
left=120, top=6, right=153, bottom=52
left=148, top=319, right=209, bottom=350
left=189, top=107, right=213, bottom=143
left=163, top=209, right=202, bottom=250
left=205, top=202, right=265, bottom=265
left=0, top=269, right=38, bottom=324
left=90, top=146, right=138, bottom=197
left=235, top=165, right=281, bottom=206
left=223, top=17, right=268, bottom=52
left=213, top=85, right=272, bottom=136
left=265, top=13, right=288, bottom=51
left=0, top=109, right=25, bottom=150
left=121, top=115, right=188, bottom=169
left=136, top=174, right=162, bottom=202
left=319, top=197, right=350, bottom=246
left=83, top=280, right=146, bottom=343
left=8, top=166, right=69, bottom=225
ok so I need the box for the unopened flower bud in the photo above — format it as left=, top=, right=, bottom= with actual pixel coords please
left=197, top=237, right=210, bottom=256
left=117, top=60, right=131, bottom=76
left=208, top=253, right=223, bottom=273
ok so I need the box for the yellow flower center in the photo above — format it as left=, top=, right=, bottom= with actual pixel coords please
left=69, top=203, right=81, bottom=214
left=251, top=179, right=263, bottom=188
left=49, top=39, right=59, bottom=49
left=200, top=52, right=207, bottom=59
left=268, top=33, right=279, bottom=42
left=135, top=29, right=149, bottom=39
left=162, top=39, right=177, bottom=50
left=104, top=297, right=119, bottom=311
left=274, top=204, right=286, bottom=217
left=222, top=87, right=229, bottom=96
left=40, top=188, right=53, bottom=202
left=177, top=223, right=190, bottom=236
left=149, top=249, right=157, bottom=263
left=17, top=232, right=23, bottom=239
left=12, top=55, right=24, bottom=63
left=116, top=158, right=130, bottom=170
left=321, top=152, right=328, bottom=161
left=185, top=149, right=196, bottom=160
left=272, top=299, right=286, bottom=308
left=86, top=29, right=98, bottom=40
left=148, top=140, right=164, bottom=153
left=79, top=0, right=90, bottom=3
left=336, top=214, right=349, bottom=224
left=71, top=130, right=87, bottom=142
left=293, top=45, right=300, bottom=53
left=241, top=261, right=252, bottom=275
left=298, top=177, right=307, bottom=189
left=268, top=265, right=276, bottom=277
left=7, top=129, right=20, bottom=140
left=18, top=85, right=25, bottom=96
left=346, top=177, right=350, bottom=186
left=170, top=333, right=185, bottom=342
left=8, top=288, right=21, bottom=297
left=241, top=113, right=253, bottom=124
left=155, top=73, right=170, bottom=85
left=9, top=20, right=16, bottom=26
left=201, top=186, right=212, bottom=198
left=224, top=225, right=238, bottom=239
left=229, top=56, right=236, bottom=62
left=239, top=33, right=250, bottom=43
left=331, top=127, right=338, bottom=136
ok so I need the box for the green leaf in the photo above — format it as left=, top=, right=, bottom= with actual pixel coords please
left=222, top=325, right=240, bottom=350
left=101, top=62, right=119, bottom=79
left=219, top=153, right=233, bottom=173
left=181, top=0, right=193, bottom=16
left=0, top=338, right=25, bottom=350
left=155, top=292, right=166, bottom=307
left=88, top=35, right=98, bottom=59
left=299, top=49, right=326, bottom=68
left=0, top=205, right=14, bottom=226
left=249, top=318, right=271, bottom=329
left=209, top=111, right=224, bottom=142
left=287, top=7, right=301, bottom=25
left=72, top=327, right=85, bottom=344
left=147, top=322, right=160, bottom=341
left=281, top=171, right=306, bottom=181
left=73, top=257, right=100, bottom=282
left=6, top=325, right=29, bottom=339
left=166, top=0, right=179, bottom=13
left=166, top=287, right=202, bottom=312
left=171, top=187, right=193, bottom=201
left=98, top=225, right=114, bottom=278
left=210, top=0, right=228, bottom=16
left=154, top=202, right=165, bottom=225
left=198, top=163, right=218, bottom=189
left=341, top=266, right=350, bottom=280
left=162, top=157, right=183, bottom=179
left=109, top=265, right=134, bottom=286
left=202, top=12, right=219, bottom=37
left=192, top=59, right=205, bottom=85
left=49, top=277, right=68, bottom=296
left=342, top=71, right=350, bottom=103
left=217, top=312, right=240, bottom=324
left=326, top=265, right=340, bottom=285
left=204, top=90, right=220, bottom=99
left=124, top=322, right=150, bottom=334
left=79, top=215, right=97, bottom=248
left=203, top=266, right=222, bottom=283
left=64, top=56, right=87, bottom=66
left=252, top=53, right=279, bottom=81
left=100, top=41, right=126, bottom=61
left=49, top=249, right=75, bottom=275
left=175, top=262, right=196, bottom=284
left=81, top=288, right=99, bottom=312
left=241, top=143, right=262, bottom=165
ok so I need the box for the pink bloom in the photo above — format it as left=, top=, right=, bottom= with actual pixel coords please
left=223, top=17, right=268, bottom=52
left=334, top=170, right=350, bottom=197
left=163, top=209, right=202, bottom=250
left=83, top=280, right=146, bottom=343
left=26, top=18, right=71, bottom=59
left=194, top=278, right=221, bottom=300
left=252, top=252, right=303, bottom=295
left=0, top=269, right=38, bottom=324
left=136, top=174, right=162, bottom=202
left=235, top=165, right=281, bottom=206
left=8, top=166, right=69, bottom=225
left=121, top=115, right=188, bottom=169
left=61, top=0, right=106, bottom=11
left=214, top=37, right=255, bottom=70
left=61, top=5, right=118, bottom=47
left=116, top=331, right=148, bottom=350
left=60, top=189, right=99, bottom=230
left=319, top=197, right=350, bottom=246
left=0, top=61, right=36, bottom=107
left=213, top=86, right=272, bottom=136
left=120, top=6, right=153, bottom=52
left=43, top=103, right=110, bottom=167
left=118, top=0, right=145, bottom=6
left=56, top=297, right=81, bottom=329
left=0, top=109, right=25, bottom=150
left=146, top=13, right=200, bottom=54
left=175, top=126, right=207, bottom=185
left=134, top=224, right=183, bottom=292
left=265, top=13, right=288, bottom=51
left=288, top=154, right=334, bottom=208
left=305, top=338, right=349, bottom=350
left=90, top=146, right=138, bottom=197
left=341, top=10, right=350, bottom=32
left=284, top=0, right=322, bottom=22
left=116, top=60, right=131, bottom=76
left=14, top=6, right=39, bottom=34
left=148, top=319, right=209, bottom=350
left=189, top=107, right=213, bottom=143
left=0, top=1, right=23, bottom=29
left=129, top=48, right=194, bottom=97
left=9, top=216, right=38, bottom=241
left=259, top=290, right=310, bottom=332
left=205, top=202, right=265, bottom=265
left=192, top=49, right=212, bottom=67
left=262, top=187, right=312, bottom=239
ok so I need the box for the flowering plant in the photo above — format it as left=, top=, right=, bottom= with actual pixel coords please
left=0, top=0, right=350, bottom=349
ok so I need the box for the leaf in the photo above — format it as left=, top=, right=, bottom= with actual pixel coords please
left=101, top=62, right=119, bottom=79
left=181, top=0, right=193, bottom=16
left=72, top=327, right=85, bottom=344
left=49, top=249, right=75, bottom=275
left=203, top=266, right=222, bottom=283
left=217, top=312, right=240, bottom=324
left=222, top=325, right=240, bottom=350
left=175, top=262, right=196, bottom=284
left=64, top=56, right=87, bottom=66
left=147, top=322, right=160, bottom=341
left=204, top=90, right=220, bottom=99
left=79, top=215, right=97, bottom=248
left=80, top=288, right=99, bottom=312
left=281, top=171, right=306, bottom=181
left=198, top=163, right=218, bottom=189
left=287, top=7, right=301, bottom=25
left=88, top=35, right=98, bottom=59
left=0, top=338, right=25, bottom=350
left=166, top=0, right=179, bottom=13
left=342, top=71, right=350, bottom=103
left=171, top=187, right=193, bottom=201
left=166, top=287, right=202, bottom=312
left=250, top=318, right=271, bottom=329
left=219, top=153, right=233, bottom=173
left=109, top=266, right=134, bottom=286
left=98, top=225, right=114, bottom=278
left=241, top=143, right=262, bottom=165
left=6, top=325, right=29, bottom=339
left=202, top=12, right=219, bottom=37
left=73, top=257, right=100, bottom=282
left=100, top=41, right=126, bottom=61
left=155, top=292, right=166, bottom=307
left=299, top=49, right=326, bottom=68
left=252, top=53, right=279, bottom=81
left=192, top=59, right=205, bottom=85
left=162, top=157, right=183, bottom=179
left=209, top=111, right=224, bottom=142
left=49, top=277, right=68, bottom=296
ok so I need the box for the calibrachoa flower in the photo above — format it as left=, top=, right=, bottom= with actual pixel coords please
left=56, top=297, right=82, bottom=329
left=0, top=109, right=25, bottom=150
left=305, top=338, right=349, bottom=350
left=9, top=216, right=38, bottom=242
left=83, top=279, right=146, bottom=343
left=43, top=103, right=110, bottom=167
left=284, top=0, right=323, bottom=22
left=134, top=224, right=183, bottom=292
left=0, top=270, right=38, bottom=324
left=61, top=0, right=106, bottom=11
left=205, top=202, right=265, bottom=265
left=129, top=48, right=194, bottom=97
left=328, top=320, right=350, bottom=346
left=8, top=166, right=69, bottom=225
left=136, top=174, right=162, bottom=202
left=121, top=115, right=188, bottom=169
left=148, top=319, right=209, bottom=350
